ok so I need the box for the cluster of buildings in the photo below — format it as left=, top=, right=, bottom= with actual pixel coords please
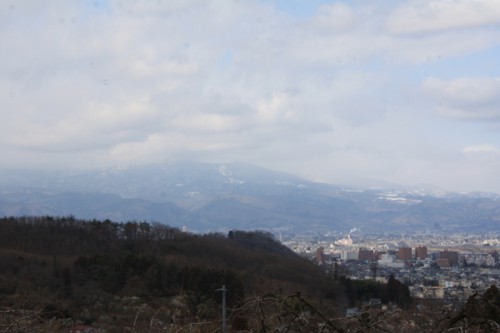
left=286, top=232, right=500, bottom=302
left=321, top=245, right=464, bottom=269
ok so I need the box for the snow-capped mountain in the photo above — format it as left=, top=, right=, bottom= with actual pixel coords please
left=1, top=161, right=499, bottom=233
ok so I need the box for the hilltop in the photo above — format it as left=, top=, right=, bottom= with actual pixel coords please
left=0, top=216, right=341, bottom=331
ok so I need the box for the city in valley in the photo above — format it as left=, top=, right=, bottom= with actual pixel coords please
left=284, top=231, right=500, bottom=306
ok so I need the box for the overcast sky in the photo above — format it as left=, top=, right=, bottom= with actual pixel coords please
left=1, top=0, right=500, bottom=193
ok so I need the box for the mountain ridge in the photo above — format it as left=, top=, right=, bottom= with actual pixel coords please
left=1, top=161, right=499, bottom=233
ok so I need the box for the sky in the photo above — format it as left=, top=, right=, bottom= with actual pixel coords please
left=1, top=0, right=500, bottom=193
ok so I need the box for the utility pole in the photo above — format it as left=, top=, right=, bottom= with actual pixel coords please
left=217, top=285, right=227, bottom=333
left=370, top=260, right=378, bottom=280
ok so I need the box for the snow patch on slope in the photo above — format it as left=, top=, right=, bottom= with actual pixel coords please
left=216, top=164, right=246, bottom=185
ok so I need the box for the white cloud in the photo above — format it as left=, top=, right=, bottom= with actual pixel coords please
left=113, top=0, right=202, bottom=16
left=463, top=144, right=500, bottom=154
left=170, top=113, right=246, bottom=133
left=256, top=92, right=295, bottom=124
left=312, top=3, right=356, bottom=31
left=387, top=0, right=500, bottom=35
left=1, top=1, right=500, bottom=192
left=425, top=77, right=500, bottom=120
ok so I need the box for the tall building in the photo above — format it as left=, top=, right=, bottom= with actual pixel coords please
left=436, top=258, right=450, bottom=268
left=415, top=246, right=428, bottom=260
left=396, top=247, right=412, bottom=261
left=341, top=251, right=359, bottom=261
left=316, top=246, right=325, bottom=265
left=439, top=250, right=459, bottom=266
left=359, top=248, right=376, bottom=261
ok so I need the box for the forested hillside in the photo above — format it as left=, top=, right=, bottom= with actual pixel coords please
left=0, top=216, right=498, bottom=332
left=0, top=216, right=342, bottom=332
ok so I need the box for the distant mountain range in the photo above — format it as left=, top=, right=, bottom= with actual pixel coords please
left=1, top=161, right=499, bottom=234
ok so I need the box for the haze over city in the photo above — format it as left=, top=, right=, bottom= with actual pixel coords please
left=2, top=0, right=500, bottom=193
